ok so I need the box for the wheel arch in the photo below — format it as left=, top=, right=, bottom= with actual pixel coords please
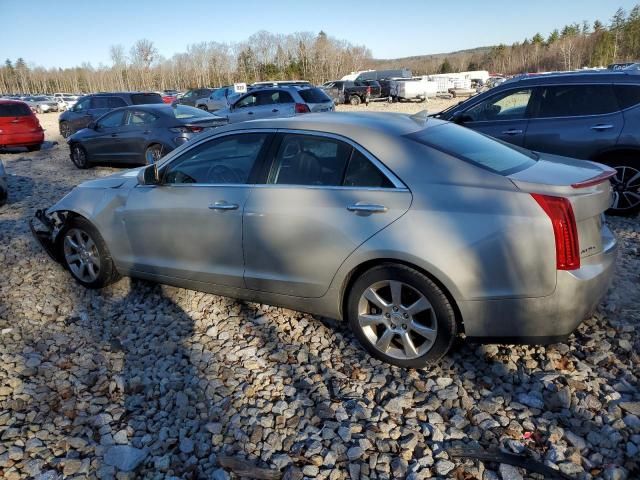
left=591, top=146, right=640, bottom=164
left=339, top=258, right=465, bottom=334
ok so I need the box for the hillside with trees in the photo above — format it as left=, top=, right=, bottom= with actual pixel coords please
left=1, top=5, right=640, bottom=93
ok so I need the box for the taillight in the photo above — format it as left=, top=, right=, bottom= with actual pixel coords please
left=295, top=103, right=310, bottom=114
left=170, top=125, right=203, bottom=133
left=531, top=193, right=580, bottom=270
left=366, top=86, right=371, bottom=95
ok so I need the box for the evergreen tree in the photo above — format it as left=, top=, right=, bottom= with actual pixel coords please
left=438, top=58, right=453, bottom=74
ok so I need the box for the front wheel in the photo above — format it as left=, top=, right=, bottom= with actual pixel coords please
left=605, top=159, right=640, bottom=215
left=349, top=95, right=361, bottom=106
left=70, top=143, right=89, bottom=169
left=59, top=217, right=120, bottom=289
left=145, top=144, right=165, bottom=165
left=347, top=264, right=457, bottom=368
left=60, top=122, right=71, bottom=138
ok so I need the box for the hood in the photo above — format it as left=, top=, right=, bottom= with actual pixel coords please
left=77, top=167, right=143, bottom=189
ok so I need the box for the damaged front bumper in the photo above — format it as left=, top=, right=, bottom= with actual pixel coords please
left=29, top=209, right=68, bottom=262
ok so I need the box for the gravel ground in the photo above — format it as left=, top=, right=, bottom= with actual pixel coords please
left=0, top=112, right=638, bottom=480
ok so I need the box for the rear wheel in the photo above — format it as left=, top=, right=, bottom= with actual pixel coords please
left=59, top=217, right=120, bottom=289
left=347, top=264, right=457, bottom=368
left=145, top=144, right=164, bottom=165
left=603, top=158, right=640, bottom=215
left=60, top=122, right=71, bottom=138
left=70, top=143, right=89, bottom=169
left=349, top=95, right=361, bottom=106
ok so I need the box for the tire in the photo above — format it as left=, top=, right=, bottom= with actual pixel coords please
left=347, top=264, right=457, bottom=368
left=70, top=143, right=90, bottom=169
left=58, top=217, right=120, bottom=289
left=144, top=144, right=165, bottom=165
left=0, top=187, right=6, bottom=207
left=349, top=95, right=361, bottom=106
left=27, top=144, right=41, bottom=152
left=60, top=122, right=72, bottom=138
left=602, top=158, right=640, bottom=215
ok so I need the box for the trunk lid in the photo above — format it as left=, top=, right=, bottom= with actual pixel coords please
left=508, top=153, right=614, bottom=260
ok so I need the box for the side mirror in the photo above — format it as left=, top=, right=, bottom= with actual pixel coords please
left=451, top=113, right=470, bottom=125
left=137, top=164, right=159, bottom=186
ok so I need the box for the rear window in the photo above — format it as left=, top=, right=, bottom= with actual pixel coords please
left=0, top=103, right=32, bottom=117
left=171, top=105, right=212, bottom=119
left=536, top=85, right=618, bottom=117
left=131, top=93, right=163, bottom=105
left=299, top=88, right=331, bottom=104
left=614, top=84, right=640, bottom=109
left=407, top=123, right=537, bottom=175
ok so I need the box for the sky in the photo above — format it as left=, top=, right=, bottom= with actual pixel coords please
left=1, top=0, right=638, bottom=69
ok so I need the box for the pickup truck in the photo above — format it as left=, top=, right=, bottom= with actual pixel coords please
left=321, top=80, right=383, bottom=105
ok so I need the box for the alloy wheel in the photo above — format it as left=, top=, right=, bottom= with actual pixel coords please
left=60, top=123, right=71, bottom=138
left=63, top=228, right=101, bottom=283
left=145, top=145, right=163, bottom=164
left=611, top=165, right=640, bottom=212
left=71, top=145, right=87, bottom=168
left=357, top=280, right=438, bottom=360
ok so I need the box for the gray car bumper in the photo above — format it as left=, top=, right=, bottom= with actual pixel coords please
left=460, top=228, right=617, bottom=344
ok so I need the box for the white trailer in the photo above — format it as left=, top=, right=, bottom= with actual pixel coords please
left=391, top=77, right=439, bottom=101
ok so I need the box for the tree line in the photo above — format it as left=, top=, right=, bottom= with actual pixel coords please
left=1, top=5, right=640, bottom=94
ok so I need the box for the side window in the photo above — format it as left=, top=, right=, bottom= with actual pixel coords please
left=235, top=94, right=257, bottom=108
left=97, top=111, right=124, bottom=128
left=536, top=85, right=618, bottom=118
left=163, top=133, right=269, bottom=185
left=343, top=150, right=394, bottom=188
left=108, top=97, right=127, bottom=108
left=183, top=90, right=194, bottom=98
left=127, top=110, right=158, bottom=125
left=614, top=84, right=640, bottom=109
left=463, top=89, right=532, bottom=122
left=90, top=97, right=111, bottom=109
left=74, top=97, right=90, bottom=112
left=268, top=134, right=352, bottom=186
left=255, top=91, right=276, bottom=106
left=277, top=91, right=294, bottom=103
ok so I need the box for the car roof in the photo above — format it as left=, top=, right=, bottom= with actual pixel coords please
left=0, top=99, right=29, bottom=105
left=502, top=70, right=640, bottom=86
left=90, top=92, right=161, bottom=96
left=216, top=112, right=442, bottom=137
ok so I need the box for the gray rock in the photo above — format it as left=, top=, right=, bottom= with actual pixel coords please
left=517, top=393, right=544, bottom=409
left=302, top=465, right=319, bottom=476
left=603, top=466, right=628, bottom=480
left=272, top=454, right=292, bottom=469
left=435, top=459, right=455, bottom=476
left=620, top=402, right=640, bottom=416
left=499, top=463, right=523, bottom=480
left=103, top=445, right=148, bottom=472
left=347, top=446, right=363, bottom=460
left=212, top=468, right=230, bottom=480
left=179, top=437, right=194, bottom=454
left=564, top=430, right=587, bottom=450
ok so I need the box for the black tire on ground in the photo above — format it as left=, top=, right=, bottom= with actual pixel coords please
left=60, top=122, right=72, bottom=138
left=145, top=144, right=165, bottom=165
left=349, top=95, right=361, bottom=106
left=58, top=216, right=120, bottom=289
left=27, top=144, right=41, bottom=152
left=602, top=157, right=640, bottom=216
left=347, top=263, right=457, bottom=368
left=70, top=143, right=90, bottom=169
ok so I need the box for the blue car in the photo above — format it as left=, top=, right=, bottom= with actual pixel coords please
left=67, top=104, right=227, bottom=169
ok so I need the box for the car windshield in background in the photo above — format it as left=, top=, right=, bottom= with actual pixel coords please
left=172, top=105, right=212, bottom=119
left=0, top=103, right=32, bottom=116
left=407, top=123, right=537, bottom=175
left=33, top=96, right=48, bottom=101
left=131, top=93, right=163, bottom=105
left=299, top=88, right=331, bottom=103
left=62, top=97, right=75, bottom=101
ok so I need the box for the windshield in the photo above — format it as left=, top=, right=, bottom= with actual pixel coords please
left=406, top=123, right=537, bottom=175
left=172, top=105, right=213, bottom=119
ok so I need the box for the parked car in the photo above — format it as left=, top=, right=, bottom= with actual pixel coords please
left=31, top=112, right=617, bottom=368
left=175, top=88, right=215, bottom=107
left=56, top=95, right=79, bottom=111
left=250, top=80, right=312, bottom=89
left=195, top=86, right=239, bottom=112
left=66, top=104, right=227, bottom=169
left=215, top=86, right=334, bottom=123
left=24, top=96, right=59, bottom=113
left=433, top=70, right=640, bottom=214
left=59, top=92, right=163, bottom=138
left=0, top=160, right=6, bottom=206
left=321, top=80, right=382, bottom=105
left=0, top=99, right=45, bottom=151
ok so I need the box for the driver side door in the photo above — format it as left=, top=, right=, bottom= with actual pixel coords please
left=456, top=88, right=535, bottom=146
left=81, top=110, right=126, bottom=160
left=119, top=131, right=274, bottom=287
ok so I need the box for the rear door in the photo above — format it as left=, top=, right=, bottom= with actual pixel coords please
left=68, top=97, right=93, bottom=132
left=457, top=87, right=534, bottom=146
left=227, top=92, right=278, bottom=122
left=524, top=84, right=623, bottom=159
left=243, top=132, right=412, bottom=297
left=117, top=109, right=161, bottom=162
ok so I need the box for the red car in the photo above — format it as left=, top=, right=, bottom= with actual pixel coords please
left=0, top=100, right=45, bottom=151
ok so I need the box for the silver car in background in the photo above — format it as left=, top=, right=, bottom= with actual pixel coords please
left=195, top=86, right=239, bottom=112
left=31, top=113, right=617, bottom=367
left=215, top=86, right=334, bottom=124
left=24, top=96, right=59, bottom=113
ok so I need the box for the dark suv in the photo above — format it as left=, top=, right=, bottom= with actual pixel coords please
left=435, top=71, right=640, bottom=214
left=59, top=92, right=163, bottom=138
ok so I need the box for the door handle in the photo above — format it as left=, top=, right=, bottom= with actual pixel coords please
left=209, top=201, right=239, bottom=211
left=272, top=109, right=279, bottom=113
left=591, top=124, right=614, bottom=131
left=347, top=203, right=388, bottom=213
left=501, top=129, right=523, bottom=135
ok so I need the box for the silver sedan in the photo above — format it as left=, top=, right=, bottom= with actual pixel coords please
left=31, top=113, right=617, bottom=367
